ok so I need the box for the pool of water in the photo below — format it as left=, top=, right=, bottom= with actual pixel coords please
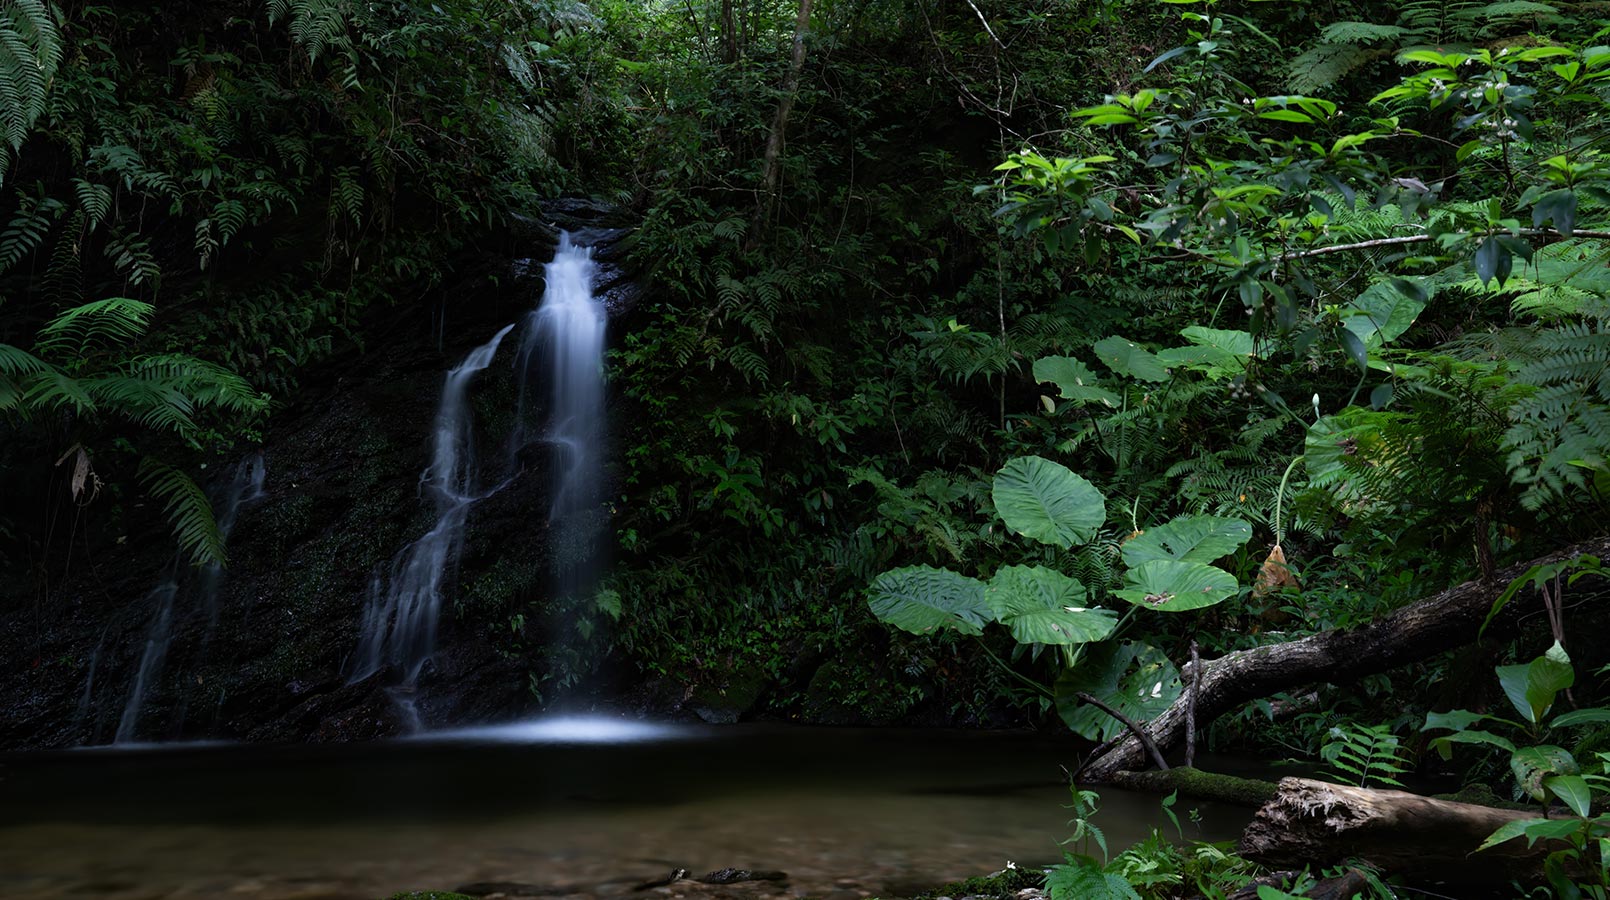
left=0, top=719, right=1248, bottom=900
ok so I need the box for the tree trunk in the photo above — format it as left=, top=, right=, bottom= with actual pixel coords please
left=1080, top=536, right=1610, bottom=783
left=752, top=0, right=813, bottom=234
left=1239, top=777, right=1573, bottom=883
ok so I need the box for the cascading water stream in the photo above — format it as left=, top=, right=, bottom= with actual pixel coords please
left=514, top=232, right=607, bottom=599
left=349, top=231, right=606, bottom=730
left=112, top=454, right=265, bottom=745
left=351, top=323, right=516, bottom=688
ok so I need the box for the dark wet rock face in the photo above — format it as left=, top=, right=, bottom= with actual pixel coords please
left=0, top=199, right=639, bottom=749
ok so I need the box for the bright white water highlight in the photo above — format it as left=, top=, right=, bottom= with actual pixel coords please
left=413, top=715, right=682, bottom=744
left=352, top=323, right=517, bottom=687
left=515, top=232, right=607, bottom=597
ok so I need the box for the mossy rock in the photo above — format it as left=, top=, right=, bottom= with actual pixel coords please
left=689, top=664, right=770, bottom=724
left=915, top=866, right=1044, bottom=900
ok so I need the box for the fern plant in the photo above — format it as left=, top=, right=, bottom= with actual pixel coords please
left=0, top=0, right=60, bottom=183
left=1, top=296, right=267, bottom=567
left=1321, top=721, right=1411, bottom=788
left=1288, top=1, right=1576, bottom=94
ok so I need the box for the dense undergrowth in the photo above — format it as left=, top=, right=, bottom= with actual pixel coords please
left=7, top=0, right=1610, bottom=890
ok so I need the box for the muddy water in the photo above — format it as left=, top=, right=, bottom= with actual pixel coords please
left=0, top=720, right=1248, bottom=900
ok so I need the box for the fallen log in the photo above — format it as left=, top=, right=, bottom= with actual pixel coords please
left=1079, top=536, right=1610, bottom=782
left=1107, top=767, right=1277, bottom=808
left=1238, top=777, right=1573, bottom=883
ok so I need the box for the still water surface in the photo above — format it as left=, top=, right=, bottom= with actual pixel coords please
left=0, top=719, right=1246, bottom=900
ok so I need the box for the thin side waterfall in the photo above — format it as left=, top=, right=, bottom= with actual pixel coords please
left=113, top=581, right=177, bottom=744
left=514, top=232, right=607, bottom=599
left=351, top=323, right=517, bottom=687
left=111, top=454, right=266, bottom=745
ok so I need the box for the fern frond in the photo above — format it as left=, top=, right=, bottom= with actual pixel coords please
left=137, top=457, right=226, bottom=568
left=0, top=0, right=60, bottom=167
left=0, top=192, right=61, bottom=274
left=35, top=297, right=154, bottom=357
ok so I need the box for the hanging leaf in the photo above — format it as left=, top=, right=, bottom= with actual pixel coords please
left=1338, top=326, right=1369, bottom=373
left=1544, top=774, right=1592, bottom=817
left=1092, top=336, right=1170, bottom=382
left=1120, top=514, right=1252, bottom=567
left=1497, top=642, right=1574, bottom=724
left=1252, top=544, right=1301, bottom=600
left=1114, top=559, right=1238, bottom=612
left=1510, top=744, right=1579, bottom=801
left=1341, top=279, right=1429, bottom=348
left=868, top=565, right=990, bottom=636
left=1055, top=641, right=1181, bottom=741
left=992, top=456, right=1106, bottom=548
left=1477, top=817, right=1583, bottom=852
left=985, top=565, right=1116, bottom=645
left=1034, top=356, right=1120, bottom=407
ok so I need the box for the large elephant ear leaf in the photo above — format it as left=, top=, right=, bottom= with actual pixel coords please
left=868, top=566, right=990, bottom=636
left=992, top=456, right=1106, bottom=549
left=1093, top=336, right=1170, bottom=382
left=1055, top=642, right=1181, bottom=741
left=985, top=565, right=1116, bottom=645
left=1034, top=356, right=1120, bottom=408
left=1114, top=559, right=1238, bottom=612
left=1121, top=515, right=1252, bottom=567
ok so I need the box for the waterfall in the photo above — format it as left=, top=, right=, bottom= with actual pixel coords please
left=514, top=232, right=607, bottom=599
left=351, top=323, right=517, bottom=687
left=112, top=454, right=265, bottom=744
left=113, top=581, right=177, bottom=743
left=349, top=231, right=607, bottom=728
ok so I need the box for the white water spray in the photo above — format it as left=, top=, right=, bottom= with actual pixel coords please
left=514, top=232, right=607, bottom=596
left=351, top=323, right=517, bottom=686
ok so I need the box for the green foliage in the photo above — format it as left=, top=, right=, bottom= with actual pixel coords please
left=992, top=456, right=1107, bottom=549
left=137, top=457, right=226, bottom=568
left=1320, top=721, right=1410, bottom=787
left=0, top=0, right=60, bottom=173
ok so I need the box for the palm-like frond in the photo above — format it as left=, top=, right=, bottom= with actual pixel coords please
left=0, top=0, right=61, bottom=177
left=35, top=297, right=154, bottom=357
left=137, top=457, right=226, bottom=568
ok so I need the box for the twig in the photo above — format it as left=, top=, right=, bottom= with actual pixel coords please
left=1277, top=228, right=1610, bottom=262
left=1076, top=691, right=1169, bottom=771
left=1185, top=641, right=1201, bottom=769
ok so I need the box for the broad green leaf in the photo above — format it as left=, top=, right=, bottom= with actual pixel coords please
left=1430, top=730, right=1517, bottom=761
left=1423, top=709, right=1497, bottom=732
left=1342, top=280, right=1429, bottom=348
left=1056, top=642, right=1182, bottom=742
left=1512, top=744, right=1580, bottom=801
left=992, top=456, right=1106, bottom=548
left=1499, top=642, right=1575, bottom=724
left=1093, top=336, right=1170, bottom=382
left=1546, top=775, right=1593, bottom=817
left=1180, top=326, right=1255, bottom=364
left=868, top=566, right=989, bottom=636
left=1120, top=515, right=1252, bottom=567
left=1552, top=708, right=1610, bottom=727
left=1034, top=356, right=1120, bottom=407
left=985, top=565, right=1116, bottom=645
left=1155, top=344, right=1223, bottom=370
left=1114, top=559, right=1238, bottom=612
left=1478, top=817, right=1583, bottom=852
